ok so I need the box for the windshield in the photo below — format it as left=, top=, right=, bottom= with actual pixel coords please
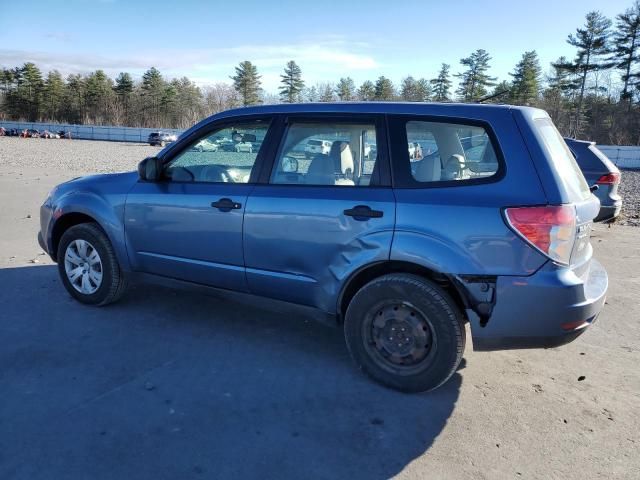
left=534, top=118, right=590, bottom=201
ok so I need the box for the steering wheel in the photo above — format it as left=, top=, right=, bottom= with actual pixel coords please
left=201, top=164, right=234, bottom=183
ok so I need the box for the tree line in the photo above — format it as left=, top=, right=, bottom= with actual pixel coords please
left=2, top=3, right=640, bottom=144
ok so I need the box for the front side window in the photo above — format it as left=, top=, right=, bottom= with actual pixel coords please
left=271, top=121, right=380, bottom=186
left=405, top=120, right=499, bottom=183
left=164, top=120, right=270, bottom=183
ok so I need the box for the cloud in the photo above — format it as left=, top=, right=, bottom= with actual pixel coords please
left=43, top=32, right=74, bottom=42
left=0, top=38, right=379, bottom=91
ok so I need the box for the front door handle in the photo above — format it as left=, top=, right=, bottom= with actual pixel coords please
left=211, top=198, right=242, bottom=212
left=344, top=205, right=384, bottom=220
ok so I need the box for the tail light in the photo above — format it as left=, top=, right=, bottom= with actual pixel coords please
left=504, top=205, right=576, bottom=265
left=596, top=172, right=620, bottom=185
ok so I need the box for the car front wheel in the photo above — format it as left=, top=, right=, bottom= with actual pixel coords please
left=344, top=273, right=465, bottom=392
left=57, top=223, right=128, bottom=306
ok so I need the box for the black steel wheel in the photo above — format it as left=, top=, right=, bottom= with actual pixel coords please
left=344, top=273, right=465, bottom=392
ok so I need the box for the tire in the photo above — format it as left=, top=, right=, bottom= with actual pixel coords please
left=344, top=273, right=465, bottom=393
left=57, top=223, right=128, bottom=306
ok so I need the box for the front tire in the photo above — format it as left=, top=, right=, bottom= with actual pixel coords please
left=344, top=274, right=465, bottom=392
left=57, top=223, right=127, bottom=306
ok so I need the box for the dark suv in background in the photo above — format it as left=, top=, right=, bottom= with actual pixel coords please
left=565, top=138, right=622, bottom=222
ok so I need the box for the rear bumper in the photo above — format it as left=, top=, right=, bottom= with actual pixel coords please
left=471, top=258, right=608, bottom=351
left=595, top=203, right=622, bottom=223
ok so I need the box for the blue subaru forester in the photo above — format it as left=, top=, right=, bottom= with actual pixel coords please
left=38, top=103, right=608, bottom=392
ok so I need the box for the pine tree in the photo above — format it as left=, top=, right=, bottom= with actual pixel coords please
left=542, top=58, right=579, bottom=133
left=509, top=51, right=542, bottom=105
left=231, top=61, right=262, bottom=106
left=558, top=11, right=613, bottom=136
left=64, top=74, right=86, bottom=123
left=85, top=70, right=114, bottom=124
left=374, top=76, right=395, bottom=100
left=43, top=70, right=65, bottom=121
left=11, top=63, right=44, bottom=121
left=400, top=76, right=431, bottom=101
left=318, top=83, right=335, bottom=102
left=279, top=60, right=304, bottom=103
left=400, top=76, right=418, bottom=101
left=455, top=50, right=497, bottom=102
left=305, top=85, right=318, bottom=102
left=335, top=77, right=356, bottom=101
left=171, top=77, right=202, bottom=127
left=114, top=72, right=134, bottom=123
left=415, top=78, right=431, bottom=102
left=357, top=80, right=375, bottom=100
left=613, top=1, right=640, bottom=104
left=431, top=64, right=452, bottom=101
left=141, top=67, right=166, bottom=126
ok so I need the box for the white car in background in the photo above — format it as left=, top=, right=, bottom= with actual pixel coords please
left=305, top=139, right=332, bottom=158
left=193, top=139, right=219, bottom=152
left=235, top=141, right=253, bottom=153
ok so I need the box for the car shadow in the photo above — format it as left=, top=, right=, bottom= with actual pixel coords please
left=0, top=265, right=462, bottom=480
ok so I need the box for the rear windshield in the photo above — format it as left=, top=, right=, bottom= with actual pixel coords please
left=534, top=118, right=590, bottom=200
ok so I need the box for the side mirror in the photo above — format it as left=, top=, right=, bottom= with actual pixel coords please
left=138, top=156, right=162, bottom=181
left=282, top=156, right=299, bottom=173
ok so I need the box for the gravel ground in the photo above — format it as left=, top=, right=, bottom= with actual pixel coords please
left=0, top=137, right=158, bottom=174
left=618, top=169, right=640, bottom=226
left=1, top=137, right=640, bottom=479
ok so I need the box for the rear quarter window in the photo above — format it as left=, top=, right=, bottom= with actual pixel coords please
left=395, top=119, right=501, bottom=187
left=535, top=118, right=590, bottom=201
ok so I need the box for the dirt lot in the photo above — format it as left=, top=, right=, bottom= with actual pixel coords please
left=1, top=137, right=639, bottom=480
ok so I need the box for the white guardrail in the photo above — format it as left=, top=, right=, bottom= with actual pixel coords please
left=2, top=120, right=640, bottom=169
left=0, top=121, right=184, bottom=143
left=596, top=146, right=640, bottom=169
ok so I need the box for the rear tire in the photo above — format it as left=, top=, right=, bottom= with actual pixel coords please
left=57, top=223, right=128, bottom=306
left=344, top=273, right=465, bottom=392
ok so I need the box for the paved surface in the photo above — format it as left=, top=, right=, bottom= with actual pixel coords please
left=1, top=138, right=639, bottom=479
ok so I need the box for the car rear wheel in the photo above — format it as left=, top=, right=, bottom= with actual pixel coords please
left=344, top=273, right=465, bottom=392
left=57, top=223, right=128, bottom=306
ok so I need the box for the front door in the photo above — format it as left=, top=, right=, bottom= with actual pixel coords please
left=243, top=115, right=396, bottom=313
left=124, top=118, right=272, bottom=291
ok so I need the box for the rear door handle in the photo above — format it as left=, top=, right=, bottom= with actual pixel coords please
left=211, top=198, right=242, bottom=212
left=344, top=205, right=384, bottom=220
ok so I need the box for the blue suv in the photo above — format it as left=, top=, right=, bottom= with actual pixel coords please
left=38, top=103, right=608, bottom=392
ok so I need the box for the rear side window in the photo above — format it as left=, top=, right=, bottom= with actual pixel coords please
left=271, top=121, right=382, bottom=187
left=535, top=118, right=590, bottom=200
left=404, top=120, right=500, bottom=184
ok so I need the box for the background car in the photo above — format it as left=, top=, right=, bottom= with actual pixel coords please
left=40, top=130, right=60, bottom=139
left=193, top=138, right=219, bottom=152
left=234, top=141, right=253, bottom=153
left=21, top=129, right=40, bottom=138
left=148, top=131, right=177, bottom=146
left=565, top=138, right=622, bottom=222
left=304, top=139, right=332, bottom=158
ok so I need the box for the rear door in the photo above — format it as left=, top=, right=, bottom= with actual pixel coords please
left=242, top=114, right=395, bottom=313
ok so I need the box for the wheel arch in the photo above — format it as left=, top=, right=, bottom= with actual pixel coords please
left=337, top=260, right=469, bottom=323
left=51, top=212, right=103, bottom=262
